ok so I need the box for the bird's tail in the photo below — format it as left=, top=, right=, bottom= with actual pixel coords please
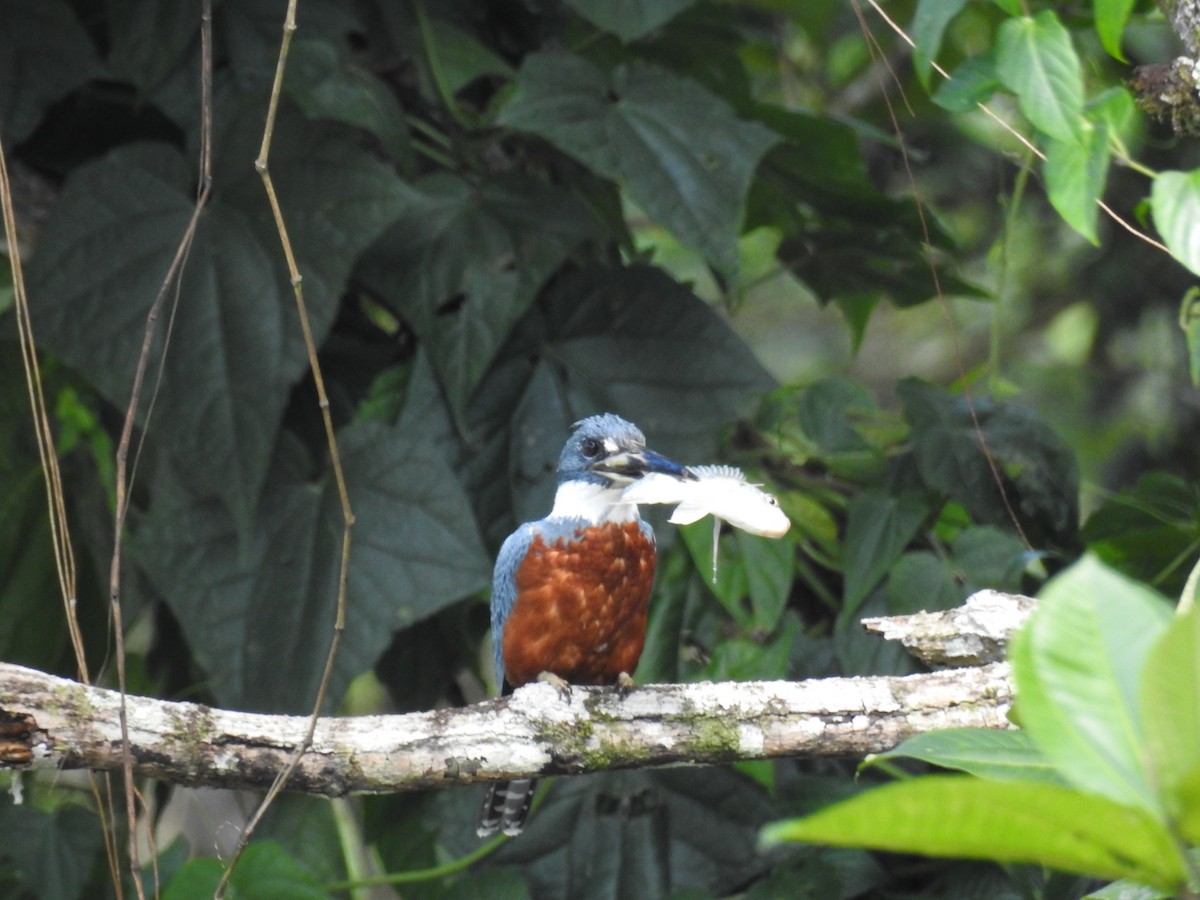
left=477, top=778, right=536, bottom=837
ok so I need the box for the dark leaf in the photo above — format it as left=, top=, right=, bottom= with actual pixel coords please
left=1083, top=472, right=1200, bottom=596
left=358, top=172, right=597, bottom=418
left=285, top=38, right=413, bottom=166
left=899, top=379, right=1079, bottom=547
left=491, top=769, right=772, bottom=900
left=30, top=120, right=415, bottom=527
left=137, top=421, right=489, bottom=712
left=403, top=265, right=776, bottom=542
left=564, top=0, right=699, bottom=42
left=105, top=0, right=199, bottom=95
left=842, top=490, right=931, bottom=615
left=498, top=52, right=779, bottom=275
left=0, top=803, right=103, bottom=900
left=0, top=0, right=104, bottom=143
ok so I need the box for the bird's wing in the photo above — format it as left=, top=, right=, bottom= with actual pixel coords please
left=490, top=521, right=540, bottom=691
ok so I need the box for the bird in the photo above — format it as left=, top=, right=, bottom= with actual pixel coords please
left=476, top=413, right=692, bottom=838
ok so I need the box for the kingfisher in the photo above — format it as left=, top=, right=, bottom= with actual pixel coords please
left=476, top=413, right=692, bottom=838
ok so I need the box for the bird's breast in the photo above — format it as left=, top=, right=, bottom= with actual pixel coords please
left=501, top=521, right=656, bottom=687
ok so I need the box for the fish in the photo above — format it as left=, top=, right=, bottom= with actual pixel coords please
left=623, top=464, right=791, bottom=538
left=623, top=464, right=790, bottom=583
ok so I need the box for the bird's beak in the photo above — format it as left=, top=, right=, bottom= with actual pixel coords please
left=589, top=449, right=696, bottom=483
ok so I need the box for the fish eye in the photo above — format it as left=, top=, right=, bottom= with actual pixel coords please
left=580, top=437, right=602, bottom=458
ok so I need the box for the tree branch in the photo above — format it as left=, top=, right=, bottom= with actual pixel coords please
left=0, top=661, right=1014, bottom=796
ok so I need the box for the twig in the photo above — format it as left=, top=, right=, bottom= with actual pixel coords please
left=105, top=3, right=214, bottom=894
left=216, top=0, right=357, bottom=891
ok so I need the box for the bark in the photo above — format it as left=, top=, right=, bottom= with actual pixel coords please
left=0, top=591, right=1033, bottom=796
left=1132, top=0, right=1200, bottom=134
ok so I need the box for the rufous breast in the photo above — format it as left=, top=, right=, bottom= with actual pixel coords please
left=501, top=520, right=656, bottom=687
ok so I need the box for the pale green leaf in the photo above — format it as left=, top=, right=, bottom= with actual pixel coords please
left=1152, top=170, right=1200, bottom=277
left=933, top=55, right=1002, bottom=113
left=911, top=0, right=970, bottom=89
left=1094, top=0, right=1137, bottom=62
left=995, top=12, right=1085, bottom=144
left=1044, top=120, right=1110, bottom=244
left=866, top=728, right=1063, bottom=784
left=761, top=776, right=1187, bottom=891
left=1140, top=605, right=1200, bottom=798
left=1011, top=555, right=1174, bottom=814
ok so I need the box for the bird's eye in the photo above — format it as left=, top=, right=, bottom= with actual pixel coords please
left=766, top=495, right=779, bottom=506
left=580, top=437, right=602, bottom=458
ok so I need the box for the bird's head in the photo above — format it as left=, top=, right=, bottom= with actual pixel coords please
left=557, top=413, right=693, bottom=486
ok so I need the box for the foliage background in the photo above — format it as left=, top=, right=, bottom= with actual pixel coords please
left=2, top=0, right=1199, bottom=897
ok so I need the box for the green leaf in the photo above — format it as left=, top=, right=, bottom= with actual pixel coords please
left=0, top=803, right=104, bottom=900
left=1140, top=605, right=1200, bottom=799
left=162, top=842, right=325, bottom=900
left=29, top=119, right=415, bottom=527
left=1094, top=0, right=1137, bottom=61
left=138, top=421, right=490, bottom=712
left=564, top=0, right=699, bottom=42
left=842, top=491, right=931, bottom=615
left=1011, top=555, right=1174, bottom=814
left=680, top=519, right=752, bottom=628
left=737, top=530, right=796, bottom=631
left=0, top=0, right=105, bottom=143
left=995, top=12, right=1085, bottom=144
left=0, top=357, right=70, bottom=671
left=910, top=0, right=970, bottom=90
left=1083, top=472, right=1200, bottom=596
left=492, top=769, right=772, bottom=897
left=1180, top=287, right=1200, bottom=386
left=1176, top=767, right=1200, bottom=845
left=798, top=378, right=879, bottom=455
left=1088, top=86, right=1138, bottom=142
left=1044, top=119, right=1110, bottom=244
left=933, top=55, right=1002, bottom=113
left=706, top=616, right=801, bottom=681
left=1151, top=169, right=1200, bottom=277
left=761, top=776, right=1187, bottom=891
left=951, top=526, right=1029, bottom=592
left=421, top=18, right=514, bottom=96
left=498, top=51, right=779, bottom=275
left=1086, top=879, right=1176, bottom=899
left=885, top=552, right=960, bottom=614
left=867, top=728, right=1064, bottom=784
left=679, top=521, right=794, bottom=633
left=358, top=172, right=596, bottom=418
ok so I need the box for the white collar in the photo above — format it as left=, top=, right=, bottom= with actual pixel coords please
left=548, top=480, right=639, bottom=524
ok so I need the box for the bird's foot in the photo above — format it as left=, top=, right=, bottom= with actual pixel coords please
left=537, top=671, right=572, bottom=701
left=615, top=671, right=636, bottom=698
